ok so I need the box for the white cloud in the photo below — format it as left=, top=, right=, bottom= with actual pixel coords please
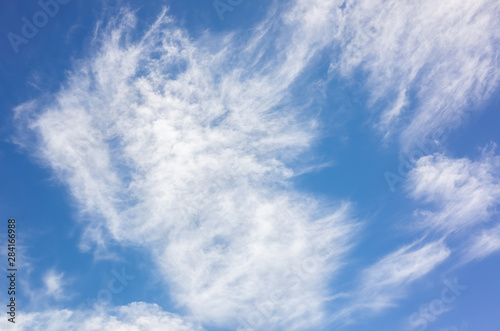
left=12, top=0, right=500, bottom=329
left=406, top=148, right=500, bottom=268
left=464, top=223, right=500, bottom=262
left=354, top=240, right=449, bottom=312
left=14, top=3, right=357, bottom=330
left=20, top=268, right=73, bottom=312
left=43, top=270, right=68, bottom=300
left=0, top=303, right=202, bottom=331
left=330, top=148, right=500, bottom=323
left=336, top=0, right=500, bottom=148
left=407, top=150, right=500, bottom=234
left=325, top=239, right=450, bottom=327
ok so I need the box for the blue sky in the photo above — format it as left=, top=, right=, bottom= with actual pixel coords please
left=1, top=0, right=500, bottom=330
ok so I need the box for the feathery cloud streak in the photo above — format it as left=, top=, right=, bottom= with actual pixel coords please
left=337, top=0, right=500, bottom=148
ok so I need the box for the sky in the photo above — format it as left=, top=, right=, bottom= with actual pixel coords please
left=0, top=0, right=499, bottom=330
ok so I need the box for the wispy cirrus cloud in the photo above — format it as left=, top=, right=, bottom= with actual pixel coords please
left=405, top=146, right=500, bottom=273
left=329, top=239, right=450, bottom=327
left=336, top=0, right=500, bottom=148
left=10, top=0, right=500, bottom=329
left=407, top=148, right=500, bottom=234
left=333, top=145, right=500, bottom=323
left=356, top=240, right=450, bottom=311
left=0, top=303, right=202, bottom=331
left=14, top=2, right=356, bottom=330
left=325, top=148, right=500, bottom=326
left=464, top=223, right=500, bottom=262
left=335, top=147, right=500, bottom=326
left=20, top=269, right=73, bottom=312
